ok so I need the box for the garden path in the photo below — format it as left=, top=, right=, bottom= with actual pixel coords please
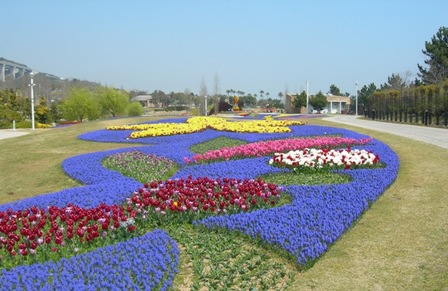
left=0, top=129, right=29, bottom=140
left=324, top=115, right=448, bottom=150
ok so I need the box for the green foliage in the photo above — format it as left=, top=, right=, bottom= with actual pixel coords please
left=48, top=101, right=62, bottom=123
left=97, top=86, right=130, bottom=118
left=381, top=73, right=406, bottom=90
left=0, top=104, right=23, bottom=128
left=102, top=148, right=297, bottom=290
left=59, top=87, right=101, bottom=122
left=126, top=102, right=144, bottom=116
left=265, top=97, right=284, bottom=109
left=15, top=120, right=32, bottom=128
left=367, top=80, right=448, bottom=115
left=329, top=84, right=342, bottom=96
left=35, top=97, right=49, bottom=124
left=261, top=171, right=352, bottom=186
left=309, top=91, right=327, bottom=111
left=238, top=95, right=257, bottom=107
left=103, top=150, right=178, bottom=184
left=293, top=91, right=307, bottom=111
left=155, top=105, right=189, bottom=112
left=418, top=26, right=448, bottom=84
left=358, top=83, right=377, bottom=108
left=190, top=137, right=247, bottom=154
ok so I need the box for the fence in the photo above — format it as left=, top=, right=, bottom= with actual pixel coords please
left=364, top=81, right=448, bottom=127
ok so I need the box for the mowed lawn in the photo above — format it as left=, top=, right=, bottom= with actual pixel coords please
left=0, top=116, right=447, bottom=290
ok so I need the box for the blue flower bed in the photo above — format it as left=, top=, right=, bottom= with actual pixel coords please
left=0, top=229, right=179, bottom=290
left=0, top=117, right=399, bottom=287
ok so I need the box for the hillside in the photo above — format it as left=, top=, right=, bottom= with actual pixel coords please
left=0, top=57, right=101, bottom=101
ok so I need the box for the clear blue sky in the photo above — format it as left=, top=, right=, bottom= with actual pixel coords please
left=3, top=0, right=447, bottom=97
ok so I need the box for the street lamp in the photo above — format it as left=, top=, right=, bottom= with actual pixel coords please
left=29, top=72, right=36, bottom=130
left=355, top=81, right=358, bottom=116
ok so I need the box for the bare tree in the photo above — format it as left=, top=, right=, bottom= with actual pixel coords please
left=213, top=73, right=220, bottom=114
left=199, top=77, right=208, bottom=115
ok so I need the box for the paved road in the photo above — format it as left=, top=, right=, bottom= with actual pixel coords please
left=323, top=115, right=448, bottom=150
left=1, top=117, right=447, bottom=150
left=0, top=129, right=30, bottom=140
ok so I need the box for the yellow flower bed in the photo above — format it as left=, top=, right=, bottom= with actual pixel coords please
left=107, top=116, right=306, bottom=138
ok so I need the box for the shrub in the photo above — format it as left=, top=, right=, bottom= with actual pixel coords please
left=126, top=102, right=144, bottom=117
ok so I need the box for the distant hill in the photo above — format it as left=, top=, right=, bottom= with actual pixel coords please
left=0, top=57, right=101, bottom=101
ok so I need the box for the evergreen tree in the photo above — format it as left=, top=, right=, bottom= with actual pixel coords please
left=309, top=91, right=327, bottom=112
left=293, top=91, right=307, bottom=111
left=417, top=26, right=448, bottom=84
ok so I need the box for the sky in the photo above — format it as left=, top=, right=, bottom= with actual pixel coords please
left=2, top=0, right=448, bottom=97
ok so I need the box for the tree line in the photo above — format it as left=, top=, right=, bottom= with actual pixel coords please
left=0, top=86, right=144, bottom=128
left=361, top=26, right=448, bottom=126
left=1, top=26, right=447, bottom=127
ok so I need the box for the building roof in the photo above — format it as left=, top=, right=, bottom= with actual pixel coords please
left=326, top=95, right=351, bottom=104
left=131, top=95, right=153, bottom=102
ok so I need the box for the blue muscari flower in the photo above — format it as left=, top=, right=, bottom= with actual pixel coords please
left=0, top=230, right=179, bottom=290
left=0, top=118, right=399, bottom=281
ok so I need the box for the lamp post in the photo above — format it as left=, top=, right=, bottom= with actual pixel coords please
left=355, top=81, right=358, bottom=116
left=204, top=95, right=208, bottom=116
left=29, top=72, right=36, bottom=130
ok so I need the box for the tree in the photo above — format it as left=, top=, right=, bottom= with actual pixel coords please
left=292, top=90, right=307, bottom=111
left=329, top=84, right=341, bottom=96
left=59, top=87, right=100, bottom=122
left=151, top=90, right=169, bottom=108
left=97, top=86, right=129, bottom=118
left=309, top=91, right=327, bottom=112
left=127, top=102, right=144, bottom=116
left=267, top=98, right=284, bottom=109
left=358, top=83, right=377, bottom=108
left=35, top=96, right=49, bottom=124
left=381, top=73, right=406, bottom=90
left=129, top=89, right=148, bottom=98
left=239, top=95, right=257, bottom=108
left=48, top=100, right=61, bottom=123
left=0, top=103, right=23, bottom=128
left=417, top=26, right=448, bottom=84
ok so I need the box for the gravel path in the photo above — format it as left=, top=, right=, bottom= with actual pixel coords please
left=323, top=115, right=448, bottom=150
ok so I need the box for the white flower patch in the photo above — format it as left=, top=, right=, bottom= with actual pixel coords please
left=269, top=148, right=379, bottom=170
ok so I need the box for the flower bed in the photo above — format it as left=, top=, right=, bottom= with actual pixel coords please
left=0, top=117, right=400, bottom=288
left=0, top=230, right=178, bottom=290
left=106, top=116, right=306, bottom=138
left=269, top=147, right=381, bottom=172
left=185, top=136, right=372, bottom=164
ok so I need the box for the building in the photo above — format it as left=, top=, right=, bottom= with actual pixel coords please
left=325, top=94, right=351, bottom=114
left=286, top=93, right=351, bottom=114
left=131, top=95, right=155, bottom=108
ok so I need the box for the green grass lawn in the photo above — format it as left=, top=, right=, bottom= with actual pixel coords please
left=0, top=116, right=446, bottom=290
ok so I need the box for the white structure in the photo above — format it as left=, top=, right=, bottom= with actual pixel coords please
left=325, top=95, right=351, bottom=114
left=131, top=95, right=154, bottom=107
